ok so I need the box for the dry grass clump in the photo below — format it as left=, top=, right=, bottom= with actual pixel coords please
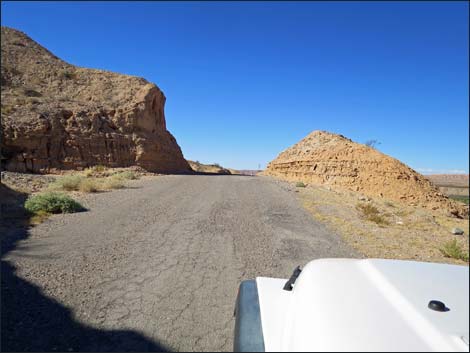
left=61, top=69, right=77, bottom=80
left=92, top=165, right=107, bottom=173
left=78, top=178, right=100, bottom=193
left=440, top=239, right=469, bottom=262
left=29, top=210, right=52, bottom=225
left=113, top=171, right=138, bottom=180
left=82, top=167, right=140, bottom=180
left=82, top=169, right=95, bottom=178
left=296, top=182, right=306, bottom=188
left=356, top=203, right=390, bottom=226
left=100, top=175, right=125, bottom=190
left=1, top=104, right=16, bottom=115
left=83, top=165, right=112, bottom=178
left=49, top=170, right=130, bottom=193
left=49, top=175, right=83, bottom=191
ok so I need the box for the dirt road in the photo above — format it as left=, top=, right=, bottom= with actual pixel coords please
left=2, top=175, right=358, bottom=352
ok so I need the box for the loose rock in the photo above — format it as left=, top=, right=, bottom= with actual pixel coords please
left=451, top=228, right=464, bottom=235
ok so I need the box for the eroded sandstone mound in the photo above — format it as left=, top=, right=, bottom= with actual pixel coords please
left=188, top=160, right=232, bottom=174
left=265, top=130, right=468, bottom=218
left=1, top=26, right=191, bottom=173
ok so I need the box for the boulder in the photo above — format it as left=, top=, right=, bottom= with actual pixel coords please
left=451, top=228, right=464, bottom=235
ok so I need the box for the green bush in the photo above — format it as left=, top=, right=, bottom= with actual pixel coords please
left=296, top=182, right=306, bottom=188
left=49, top=175, right=84, bottom=191
left=440, top=239, right=469, bottom=262
left=25, top=192, right=84, bottom=214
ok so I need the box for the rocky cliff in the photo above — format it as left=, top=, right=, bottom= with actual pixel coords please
left=187, top=160, right=232, bottom=174
left=1, top=26, right=191, bottom=173
left=264, top=130, right=468, bottom=218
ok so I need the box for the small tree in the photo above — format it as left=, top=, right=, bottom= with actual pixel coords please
left=365, top=139, right=381, bottom=149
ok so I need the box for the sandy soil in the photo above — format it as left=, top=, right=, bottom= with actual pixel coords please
left=292, top=181, right=469, bottom=265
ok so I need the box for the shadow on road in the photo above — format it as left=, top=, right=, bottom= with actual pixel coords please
left=0, top=184, right=170, bottom=352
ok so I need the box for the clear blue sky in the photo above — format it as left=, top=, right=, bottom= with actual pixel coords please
left=2, top=1, right=468, bottom=172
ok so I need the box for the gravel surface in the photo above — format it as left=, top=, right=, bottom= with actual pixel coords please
left=2, top=175, right=358, bottom=352
left=1, top=171, right=56, bottom=193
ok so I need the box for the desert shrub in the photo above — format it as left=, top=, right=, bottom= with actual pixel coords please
left=23, top=89, right=42, bottom=97
left=440, top=240, right=469, bottom=262
left=113, top=171, right=138, bottom=180
left=449, top=195, right=470, bottom=205
left=1, top=105, right=16, bottom=115
left=61, top=70, right=77, bottom=80
left=14, top=97, right=27, bottom=105
left=30, top=210, right=52, bottom=224
left=365, top=139, right=381, bottom=149
left=92, top=165, right=107, bottom=173
left=101, top=176, right=125, bottom=190
left=79, top=178, right=100, bottom=193
left=83, top=169, right=92, bottom=177
left=25, top=192, right=84, bottom=214
left=83, top=165, right=113, bottom=178
left=296, top=182, right=306, bottom=188
left=49, top=175, right=84, bottom=191
left=28, top=98, right=41, bottom=105
left=356, top=203, right=390, bottom=226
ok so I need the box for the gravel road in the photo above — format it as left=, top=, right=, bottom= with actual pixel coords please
left=2, top=175, right=358, bottom=352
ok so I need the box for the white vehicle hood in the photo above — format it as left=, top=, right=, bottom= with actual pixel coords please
left=256, top=259, right=469, bottom=352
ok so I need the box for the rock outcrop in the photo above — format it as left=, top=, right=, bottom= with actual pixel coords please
left=1, top=26, right=191, bottom=173
left=264, top=130, right=468, bottom=218
left=187, top=160, right=232, bottom=174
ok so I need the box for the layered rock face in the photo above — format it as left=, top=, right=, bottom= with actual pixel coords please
left=187, top=160, right=232, bottom=174
left=265, top=131, right=468, bottom=218
left=1, top=26, right=191, bottom=173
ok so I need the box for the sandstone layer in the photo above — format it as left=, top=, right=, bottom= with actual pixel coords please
left=264, top=130, right=468, bottom=218
left=425, top=174, right=469, bottom=188
left=188, top=160, right=232, bottom=174
left=1, top=26, right=191, bottom=173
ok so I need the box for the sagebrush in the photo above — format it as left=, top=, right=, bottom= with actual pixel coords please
left=440, top=239, right=469, bottom=262
left=356, top=203, right=390, bottom=226
left=49, top=175, right=83, bottom=191
left=25, top=192, right=84, bottom=214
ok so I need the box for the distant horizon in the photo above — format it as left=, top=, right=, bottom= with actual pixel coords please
left=1, top=1, right=468, bottom=172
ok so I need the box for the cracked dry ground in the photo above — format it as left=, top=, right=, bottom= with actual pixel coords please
left=2, top=175, right=358, bottom=352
